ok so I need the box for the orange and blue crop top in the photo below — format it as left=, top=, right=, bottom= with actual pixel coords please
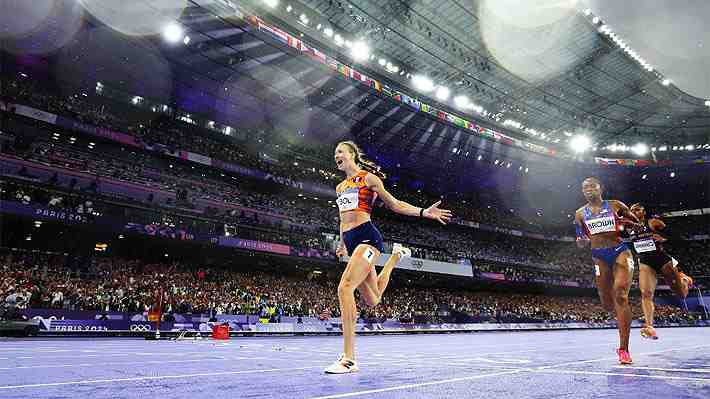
left=335, top=171, right=377, bottom=214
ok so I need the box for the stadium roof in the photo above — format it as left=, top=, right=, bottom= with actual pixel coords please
left=135, top=0, right=709, bottom=166
left=6, top=0, right=709, bottom=177
left=277, top=1, right=710, bottom=152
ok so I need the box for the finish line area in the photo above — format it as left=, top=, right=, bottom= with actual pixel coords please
left=1, top=328, right=708, bottom=399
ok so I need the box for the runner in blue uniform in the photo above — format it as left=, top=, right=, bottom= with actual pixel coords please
left=574, top=177, right=641, bottom=365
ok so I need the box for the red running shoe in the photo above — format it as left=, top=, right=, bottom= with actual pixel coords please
left=640, top=325, right=658, bottom=340
left=617, top=349, right=633, bottom=365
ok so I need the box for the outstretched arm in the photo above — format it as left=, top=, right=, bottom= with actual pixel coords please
left=613, top=200, right=641, bottom=224
left=612, top=200, right=645, bottom=235
left=648, top=218, right=666, bottom=231
left=649, top=218, right=675, bottom=242
left=365, top=173, right=452, bottom=224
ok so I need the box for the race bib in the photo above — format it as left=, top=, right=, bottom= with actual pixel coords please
left=363, top=248, right=375, bottom=263
left=336, top=189, right=358, bottom=212
left=633, top=238, right=656, bottom=253
left=584, top=216, right=617, bottom=235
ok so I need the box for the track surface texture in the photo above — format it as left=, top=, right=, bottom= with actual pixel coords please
left=1, top=328, right=709, bottom=398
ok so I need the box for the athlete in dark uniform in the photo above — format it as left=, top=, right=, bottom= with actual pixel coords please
left=628, top=203, right=694, bottom=340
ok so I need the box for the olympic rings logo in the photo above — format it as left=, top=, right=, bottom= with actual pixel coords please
left=130, top=324, right=152, bottom=331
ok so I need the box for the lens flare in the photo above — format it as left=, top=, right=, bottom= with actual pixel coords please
left=479, top=0, right=595, bottom=83
left=80, top=0, right=187, bottom=36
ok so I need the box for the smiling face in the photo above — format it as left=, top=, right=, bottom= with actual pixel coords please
left=334, top=143, right=356, bottom=171
left=582, top=178, right=602, bottom=202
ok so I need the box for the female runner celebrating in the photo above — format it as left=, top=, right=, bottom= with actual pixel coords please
left=628, top=203, right=693, bottom=340
left=325, top=141, right=452, bottom=374
left=574, top=177, right=641, bottom=365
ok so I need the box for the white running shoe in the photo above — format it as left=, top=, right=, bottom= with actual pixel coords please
left=392, top=243, right=412, bottom=258
left=324, top=355, right=359, bottom=374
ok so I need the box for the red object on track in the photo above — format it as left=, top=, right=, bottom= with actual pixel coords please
left=211, top=324, right=230, bottom=340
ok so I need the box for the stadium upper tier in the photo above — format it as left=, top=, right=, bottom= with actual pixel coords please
left=3, top=75, right=708, bottom=220
left=1, top=121, right=708, bottom=285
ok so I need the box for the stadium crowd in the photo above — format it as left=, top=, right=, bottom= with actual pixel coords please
left=2, top=75, right=708, bottom=315
left=7, top=75, right=709, bottom=240
left=3, top=169, right=707, bottom=287
left=1, top=252, right=701, bottom=324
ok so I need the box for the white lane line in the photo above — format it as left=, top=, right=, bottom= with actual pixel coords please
left=1, top=338, right=705, bottom=393
left=0, top=366, right=326, bottom=390
left=0, top=348, right=60, bottom=351
left=467, top=358, right=531, bottom=364
left=0, top=351, right=545, bottom=390
left=537, top=344, right=710, bottom=370
left=308, top=370, right=526, bottom=399
left=0, top=352, right=524, bottom=373
left=0, top=339, right=693, bottom=372
left=1, top=350, right=250, bottom=360
left=304, top=349, right=340, bottom=354
left=1, top=336, right=683, bottom=356
left=366, top=339, right=676, bottom=359
left=0, top=341, right=605, bottom=363
left=218, top=336, right=619, bottom=355
left=0, top=357, right=271, bottom=370
left=305, top=343, right=710, bottom=399
left=612, top=366, right=710, bottom=374
left=534, top=369, right=710, bottom=383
